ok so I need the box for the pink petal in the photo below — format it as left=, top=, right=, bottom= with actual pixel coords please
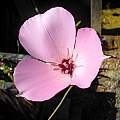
left=14, top=56, right=71, bottom=101
left=19, top=7, right=76, bottom=62
left=71, top=28, right=104, bottom=88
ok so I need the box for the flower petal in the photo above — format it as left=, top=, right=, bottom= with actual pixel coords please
left=19, top=7, right=76, bottom=62
left=14, top=56, right=71, bottom=101
left=71, top=28, right=104, bottom=88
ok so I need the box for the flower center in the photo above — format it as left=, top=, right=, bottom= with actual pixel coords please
left=49, top=49, right=79, bottom=77
left=58, top=58, right=75, bottom=77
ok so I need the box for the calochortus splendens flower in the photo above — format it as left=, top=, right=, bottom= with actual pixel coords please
left=14, top=7, right=108, bottom=101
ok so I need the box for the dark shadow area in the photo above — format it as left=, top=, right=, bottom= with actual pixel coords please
left=102, top=0, right=120, bottom=9
left=40, top=79, right=117, bottom=120
left=102, top=28, right=120, bottom=35
left=0, top=78, right=117, bottom=120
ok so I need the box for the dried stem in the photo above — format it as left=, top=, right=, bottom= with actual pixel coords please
left=48, top=85, right=73, bottom=120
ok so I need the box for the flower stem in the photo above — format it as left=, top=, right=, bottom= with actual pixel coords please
left=75, top=20, right=81, bottom=27
left=48, top=85, right=73, bottom=120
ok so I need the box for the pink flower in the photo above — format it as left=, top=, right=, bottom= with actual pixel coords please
left=14, top=7, right=108, bottom=101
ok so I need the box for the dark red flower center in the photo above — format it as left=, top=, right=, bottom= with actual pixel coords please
left=58, top=58, right=74, bottom=77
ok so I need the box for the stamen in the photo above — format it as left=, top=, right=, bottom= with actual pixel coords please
left=49, top=49, right=79, bottom=77
left=74, top=53, right=78, bottom=61
left=53, top=68, right=60, bottom=71
left=67, top=48, right=69, bottom=58
left=71, top=37, right=77, bottom=58
left=58, top=58, right=75, bottom=77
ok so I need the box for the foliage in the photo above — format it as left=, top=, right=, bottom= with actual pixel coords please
left=0, top=58, right=17, bottom=89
